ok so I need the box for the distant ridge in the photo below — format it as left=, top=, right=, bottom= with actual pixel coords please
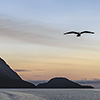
left=0, top=57, right=94, bottom=88
left=37, top=77, right=94, bottom=88
left=0, top=57, right=35, bottom=88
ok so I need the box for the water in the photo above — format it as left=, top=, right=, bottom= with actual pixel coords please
left=0, top=89, right=100, bottom=100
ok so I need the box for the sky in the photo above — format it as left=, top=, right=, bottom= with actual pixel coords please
left=0, top=0, right=100, bottom=80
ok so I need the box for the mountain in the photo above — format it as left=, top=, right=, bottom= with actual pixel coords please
left=0, top=57, right=94, bottom=88
left=37, top=77, right=94, bottom=88
left=0, top=57, right=35, bottom=88
left=0, top=58, right=21, bottom=80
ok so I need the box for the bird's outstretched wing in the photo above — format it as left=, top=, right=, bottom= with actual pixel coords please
left=64, top=31, right=79, bottom=35
left=81, top=31, right=94, bottom=34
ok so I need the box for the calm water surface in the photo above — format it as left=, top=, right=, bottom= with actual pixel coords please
left=0, top=89, right=100, bottom=100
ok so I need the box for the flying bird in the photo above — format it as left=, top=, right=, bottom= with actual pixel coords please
left=64, top=31, right=94, bottom=37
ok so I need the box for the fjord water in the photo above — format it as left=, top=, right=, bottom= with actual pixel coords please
left=0, top=89, right=100, bottom=100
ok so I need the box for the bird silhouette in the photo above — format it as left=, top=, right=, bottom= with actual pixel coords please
left=64, top=31, right=94, bottom=37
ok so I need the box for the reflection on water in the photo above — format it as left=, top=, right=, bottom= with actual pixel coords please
left=0, top=89, right=100, bottom=100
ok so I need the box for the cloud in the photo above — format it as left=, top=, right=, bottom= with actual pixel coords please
left=14, top=69, right=31, bottom=72
left=0, top=15, right=59, bottom=46
left=33, top=75, right=42, bottom=77
left=0, top=15, right=97, bottom=49
left=74, top=79, right=100, bottom=88
left=33, top=69, right=45, bottom=71
left=0, top=14, right=98, bottom=54
left=14, top=69, right=44, bottom=72
left=75, top=78, right=100, bottom=84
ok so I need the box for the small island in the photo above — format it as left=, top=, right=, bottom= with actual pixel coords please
left=37, top=77, right=94, bottom=88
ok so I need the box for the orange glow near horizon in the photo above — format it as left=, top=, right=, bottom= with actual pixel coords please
left=1, top=43, right=100, bottom=81
left=0, top=8, right=100, bottom=81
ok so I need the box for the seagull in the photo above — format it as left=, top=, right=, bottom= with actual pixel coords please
left=64, top=31, right=94, bottom=37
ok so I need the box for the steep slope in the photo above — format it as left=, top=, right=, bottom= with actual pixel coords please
left=0, top=57, right=35, bottom=88
left=0, top=58, right=21, bottom=80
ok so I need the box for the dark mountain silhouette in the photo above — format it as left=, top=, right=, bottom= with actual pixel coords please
left=0, top=57, right=35, bottom=88
left=0, top=57, right=94, bottom=88
left=37, top=77, right=94, bottom=88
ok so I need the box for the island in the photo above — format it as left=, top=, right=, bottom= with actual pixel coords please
left=37, top=77, right=94, bottom=88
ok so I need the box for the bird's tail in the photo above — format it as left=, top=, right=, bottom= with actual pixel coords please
left=63, top=33, right=66, bottom=35
left=77, top=34, right=81, bottom=37
left=91, top=32, right=94, bottom=34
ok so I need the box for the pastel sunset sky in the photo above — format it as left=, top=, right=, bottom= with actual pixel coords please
left=0, top=0, right=100, bottom=80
